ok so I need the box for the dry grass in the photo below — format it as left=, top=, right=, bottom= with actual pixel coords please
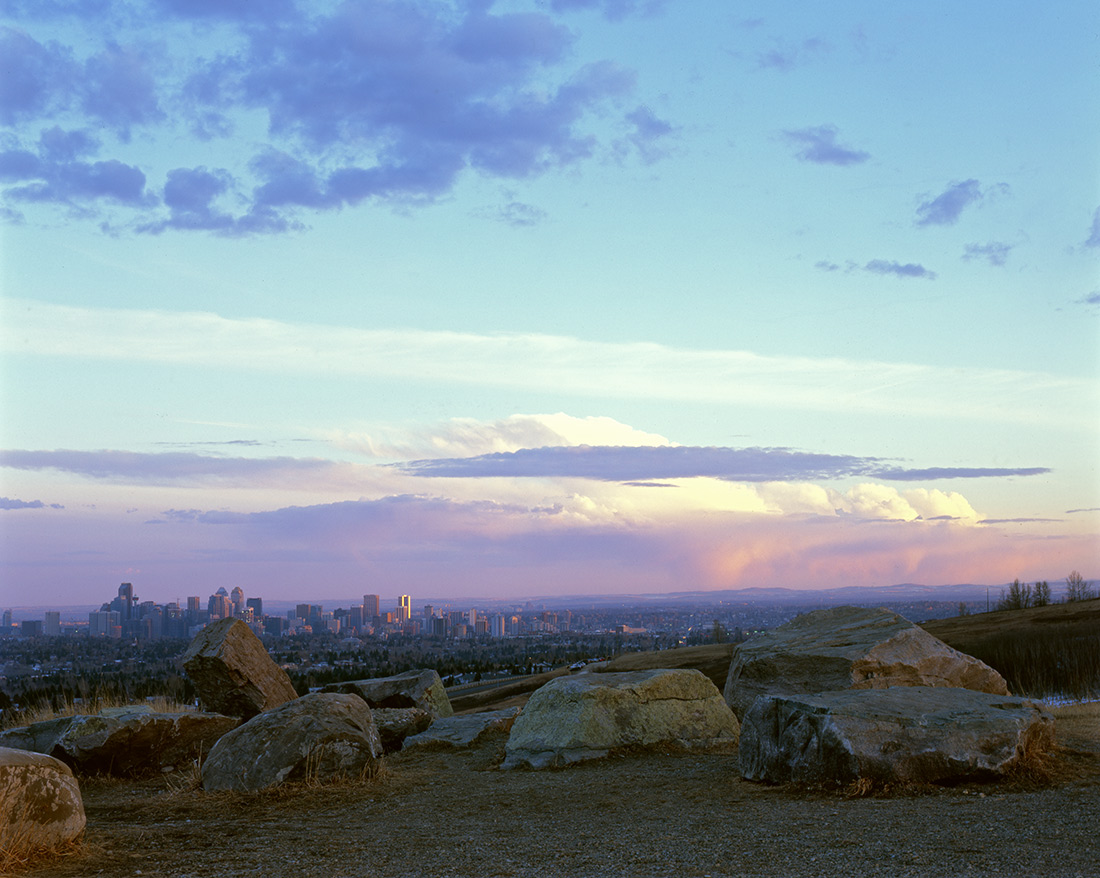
left=1, top=695, right=194, bottom=732
left=0, top=798, right=84, bottom=878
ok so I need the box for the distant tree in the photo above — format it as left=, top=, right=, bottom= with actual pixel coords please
left=957, top=602, right=969, bottom=617
left=1065, top=570, right=1095, bottom=602
left=997, top=579, right=1032, bottom=611
left=712, top=620, right=726, bottom=644
left=1032, top=581, right=1052, bottom=607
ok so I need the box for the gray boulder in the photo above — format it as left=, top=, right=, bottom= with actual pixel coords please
left=201, top=693, right=382, bottom=792
left=322, top=669, right=453, bottom=718
left=0, top=748, right=85, bottom=857
left=739, top=687, right=1054, bottom=785
left=371, top=708, right=433, bottom=753
left=502, top=669, right=738, bottom=770
left=724, top=605, right=1009, bottom=720
left=0, top=711, right=239, bottom=777
left=403, top=708, right=520, bottom=750
left=182, top=617, right=299, bottom=719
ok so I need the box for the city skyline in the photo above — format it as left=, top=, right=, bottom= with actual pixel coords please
left=2, top=2, right=1098, bottom=605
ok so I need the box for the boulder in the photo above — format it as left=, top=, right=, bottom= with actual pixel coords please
left=724, top=605, right=1009, bottom=720
left=370, top=708, right=433, bottom=753
left=501, top=669, right=738, bottom=770
left=321, top=669, right=453, bottom=718
left=0, top=712, right=239, bottom=777
left=739, top=687, right=1054, bottom=785
left=404, top=708, right=520, bottom=750
left=182, top=618, right=299, bottom=719
left=201, top=693, right=382, bottom=792
left=0, top=748, right=85, bottom=858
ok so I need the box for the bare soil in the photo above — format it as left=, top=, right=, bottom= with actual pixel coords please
left=16, top=703, right=1100, bottom=878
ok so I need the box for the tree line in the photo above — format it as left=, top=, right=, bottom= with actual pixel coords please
left=995, top=570, right=1094, bottom=611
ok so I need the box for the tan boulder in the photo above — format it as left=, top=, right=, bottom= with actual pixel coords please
left=739, top=686, right=1054, bottom=785
left=182, top=618, right=299, bottom=719
left=201, top=693, right=382, bottom=792
left=0, top=748, right=85, bottom=858
left=502, top=669, right=738, bottom=770
left=724, top=605, right=1009, bottom=720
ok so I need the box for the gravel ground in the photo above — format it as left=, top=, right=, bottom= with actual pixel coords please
left=19, top=720, right=1100, bottom=878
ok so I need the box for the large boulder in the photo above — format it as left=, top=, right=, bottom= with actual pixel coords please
left=370, top=708, right=433, bottom=753
left=724, top=606, right=1009, bottom=720
left=201, top=693, right=382, bottom=792
left=0, top=711, right=239, bottom=777
left=182, top=618, right=299, bottom=719
left=0, top=748, right=85, bottom=859
left=501, top=669, right=739, bottom=770
left=739, top=687, right=1054, bottom=785
left=321, top=669, right=453, bottom=718
left=404, top=708, right=520, bottom=751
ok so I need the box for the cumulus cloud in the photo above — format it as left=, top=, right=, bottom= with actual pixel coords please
left=782, top=125, right=869, bottom=166
left=863, top=259, right=936, bottom=280
left=914, top=179, right=1005, bottom=226
left=2, top=1, right=666, bottom=233
left=326, top=413, right=671, bottom=460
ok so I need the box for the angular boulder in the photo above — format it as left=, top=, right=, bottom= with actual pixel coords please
left=182, top=618, right=299, bottom=719
left=321, top=669, right=453, bottom=718
left=724, top=605, right=1009, bottom=720
left=0, top=748, right=85, bottom=858
left=739, top=687, right=1054, bottom=785
left=501, top=669, right=739, bottom=770
left=201, top=693, right=382, bottom=792
left=403, top=708, right=520, bottom=751
left=370, top=708, right=433, bottom=753
left=0, top=712, right=239, bottom=777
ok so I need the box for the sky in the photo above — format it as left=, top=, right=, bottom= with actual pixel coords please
left=1, top=0, right=1098, bottom=608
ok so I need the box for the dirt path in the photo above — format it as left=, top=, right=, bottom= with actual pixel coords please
left=21, top=726, right=1100, bottom=878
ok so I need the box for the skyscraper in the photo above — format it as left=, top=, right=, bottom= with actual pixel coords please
left=398, top=594, right=411, bottom=623
left=363, top=594, right=380, bottom=619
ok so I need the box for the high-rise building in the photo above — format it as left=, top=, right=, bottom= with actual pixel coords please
left=423, top=604, right=434, bottom=619
left=363, top=594, right=380, bottom=619
left=246, top=597, right=263, bottom=619
left=209, top=592, right=233, bottom=620
left=398, top=595, right=411, bottom=622
left=44, top=611, right=61, bottom=637
left=230, top=587, right=245, bottom=616
left=89, top=610, right=120, bottom=636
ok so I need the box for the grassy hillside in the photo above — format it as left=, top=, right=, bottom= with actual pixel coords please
left=922, top=598, right=1100, bottom=699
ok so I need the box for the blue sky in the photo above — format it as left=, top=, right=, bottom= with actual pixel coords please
left=1, top=0, right=1097, bottom=606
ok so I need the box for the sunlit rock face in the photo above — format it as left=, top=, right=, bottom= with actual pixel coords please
left=723, top=605, right=1009, bottom=721
left=738, top=687, right=1054, bottom=785
left=501, top=668, right=739, bottom=770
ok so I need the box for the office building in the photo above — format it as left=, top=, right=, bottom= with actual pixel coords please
left=363, top=594, right=380, bottom=619
left=398, top=595, right=411, bottom=623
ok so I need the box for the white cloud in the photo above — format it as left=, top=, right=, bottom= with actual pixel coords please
left=3, top=299, right=1094, bottom=427
left=323, top=413, right=672, bottom=460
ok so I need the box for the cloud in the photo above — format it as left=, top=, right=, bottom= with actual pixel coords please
left=782, top=125, right=869, bottom=166
left=914, top=179, right=1004, bottom=226
left=0, top=448, right=341, bottom=485
left=755, top=37, right=828, bottom=71
left=1086, top=208, right=1100, bottom=248
left=396, top=444, right=1048, bottom=485
left=546, top=0, right=666, bottom=20
left=874, top=466, right=1050, bottom=481
left=327, top=413, right=671, bottom=460
left=622, top=105, right=676, bottom=162
left=962, top=241, right=1012, bottom=267
left=863, top=259, right=936, bottom=279
left=5, top=299, right=1095, bottom=428
left=3, top=2, right=664, bottom=233
left=479, top=200, right=548, bottom=228
left=1078, top=291, right=1100, bottom=307
left=0, top=496, right=63, bottom=510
